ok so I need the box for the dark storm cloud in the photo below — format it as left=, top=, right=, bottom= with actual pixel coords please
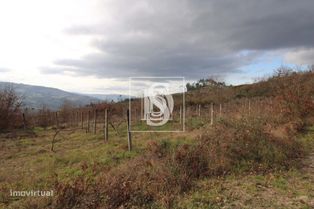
left=43, top=0, right=314, bottom=79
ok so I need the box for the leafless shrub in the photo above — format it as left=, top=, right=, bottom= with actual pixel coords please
left=0, top=86, right=23, bottom=130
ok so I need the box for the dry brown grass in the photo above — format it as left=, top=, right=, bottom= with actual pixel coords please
left=51, top=115, right=306, bottom=209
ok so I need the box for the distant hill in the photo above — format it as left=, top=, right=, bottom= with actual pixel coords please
left=86, top=94, right=129, bottom=102
left=0, top=82, right=101, bottom=110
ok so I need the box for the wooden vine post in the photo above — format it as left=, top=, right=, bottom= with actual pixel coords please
left=94, top=109, right=97, bottom=134
left=87, top=110, right=90, bottom=133
left=179, top=105, right=182, bottom=124
left=22, top=113, right=26, bottom=130
left=248, top=99, right=251, bottom=116
left=140, top=96, right=144, bottom=120
left=81, top=111, right=84, bottom=129
left=55, top=112, right=59, bottom=129
left=76, top=111, right=79, bottom=127
left=210, top=103, right=214, bottom=126
left=135, top=108, right=137, bottom=122
left=104, top=109, right=109, bottom=142
left=127, top=109, right=132, bottom=151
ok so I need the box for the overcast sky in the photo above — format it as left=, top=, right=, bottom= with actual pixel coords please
left=0, top=0, right=314, bottom=94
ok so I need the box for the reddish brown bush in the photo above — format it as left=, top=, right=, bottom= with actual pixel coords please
left=203, top=117, right=304, bottom=173
left=272, top=69, right=314, bottom=123
left=0, top=86, right=23, bottom=131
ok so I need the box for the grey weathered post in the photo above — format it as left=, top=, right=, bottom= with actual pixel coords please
left=127, top=109, right=132, bottom=151
left=55, top=112, right=59, bottom=129
left=49, top=112, right=53, bottom=126
left=198, top=104, right=201, bottom=117
left=248, top=99, right=251, bottom=116
left=81, top=111, right=84, bottom=129
left=140, top=95, right=144, bottom=120
left=76, top=111, right=79, bottom=127
left=210, top=103, right=214, bottom=125
left=179, top=105, right=182, bottom=124
left=104, top=109, right=108, bottom=141
left=74, top=111, right=77, bottom=126
left=134, top=108, right=137, bottom=121
left=70, top=112, right=73, bottom=127
left=22, top=113, right=26, bottom=130
left=87, top=110, right=90, bottom=133
left=219, top=104, right=222, bottom=118
left=94, top=109, right=97, bottom=134
left=71, top=112, right=74, bottom=127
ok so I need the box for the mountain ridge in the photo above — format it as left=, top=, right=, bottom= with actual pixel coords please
left=0, top=82, right=113, bottom=110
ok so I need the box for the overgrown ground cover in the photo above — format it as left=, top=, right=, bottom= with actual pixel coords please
left=0, top=117, right=313, bottom=209
left=0, top=122, right=197, bottom=208
left=175, top=126, right=314, bottom=209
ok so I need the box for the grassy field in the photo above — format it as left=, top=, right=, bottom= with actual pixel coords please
left=176, top=127, right=314, bottom=208
left=0, top=119, right=198, bottom=208
left=0, top=120, right=313, bottom=208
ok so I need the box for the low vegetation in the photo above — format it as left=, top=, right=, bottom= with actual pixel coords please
left=51, top=114, right=309, bottom=208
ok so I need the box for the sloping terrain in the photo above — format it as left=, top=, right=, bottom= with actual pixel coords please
left=0, top=82, right=100, bottom=110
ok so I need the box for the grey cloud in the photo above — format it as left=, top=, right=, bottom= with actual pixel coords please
left=54, top=51, right=258, bottom=79
left=284, top=48, right=314, bottom=65
left=42, top=0, right=314, bottom=79
left=0, top=67, right=11, bottom=73
left=40, top=66, right=80, bottom=75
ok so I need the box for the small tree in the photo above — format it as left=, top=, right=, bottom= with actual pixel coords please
left=0, top=86, right=23, bottom=130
